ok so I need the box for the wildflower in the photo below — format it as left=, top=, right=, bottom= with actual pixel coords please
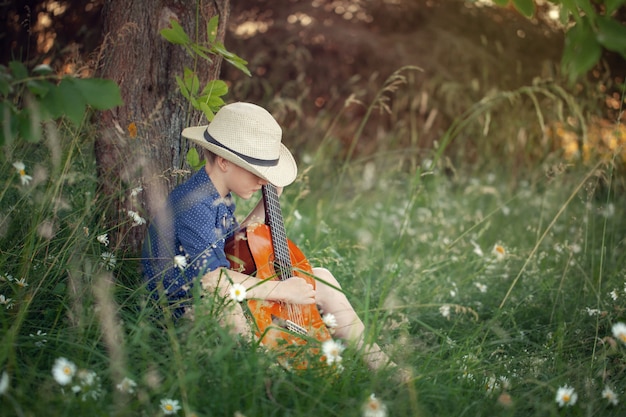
left=474, top=282, right=487, bottom=293
left=100, top=251, right=117, bottom=270
left=127, top=210, right=146, bottom=226
left=471, top=241, right=484, bottom=257
left=492, top=244, right=506, bottom=261
left=229, top=283, right=246, bottom=302
left=173, top=255, right=187, bottom=270
left=0, top=273, right=13, bottom=282
left=610, top=289, right=619, bottom=301
left=160, top=398, right=182, bottom=415
left=12, top=161, right=33, bottom=185
left=0, top=371, right=8, bottom=395
left=439, top=304, right=451, bottom=319
left=52, top=357, right=76, bottom=386
left=585, top=307, right=601, bottom=316
left=322, top=313, right=338, bottom=332
left=602, top=386, right=619, bottom=406
left=321, top=339, right=344, bottom=366
left=15, top=277, right=28, bottom=288
left=130, top=186, right=143, bottom=197
left=116, top=377, right=138, bottom=394
left=555, top=385, right=577, bottom=407
left=0, top=294, right=14, bottom=309
left=362, top=393, right=387, bottom=417
left=97, top=233, right=109, bottom=246
left=72, top=369, right=102, bottom=401
left=611, top=322, right=626, bottom=345
left=29, top=330, right=48, bottom=347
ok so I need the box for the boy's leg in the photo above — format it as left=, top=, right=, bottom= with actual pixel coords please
left=312, top=267, right=393, bottom=371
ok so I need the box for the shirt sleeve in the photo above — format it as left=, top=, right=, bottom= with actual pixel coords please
left=175, top=199, right=230, bottom=276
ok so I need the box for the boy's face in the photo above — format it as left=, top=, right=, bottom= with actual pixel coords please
left=226, top=162, right=269, bottom=200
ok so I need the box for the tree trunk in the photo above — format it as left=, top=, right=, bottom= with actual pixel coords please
left=95, top=0, right=230, bottom=254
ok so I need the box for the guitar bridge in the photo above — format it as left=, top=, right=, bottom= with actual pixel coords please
left=271, top=315, right=307, bottom=336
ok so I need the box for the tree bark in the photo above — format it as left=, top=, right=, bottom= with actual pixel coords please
left=95, top=0, right=230, bottom=254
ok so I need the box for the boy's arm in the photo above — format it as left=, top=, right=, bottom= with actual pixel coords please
left=200, top=266, right=315, bottom=305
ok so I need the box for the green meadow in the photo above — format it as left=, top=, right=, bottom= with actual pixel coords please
left=1, top=74, right=626, bottom=417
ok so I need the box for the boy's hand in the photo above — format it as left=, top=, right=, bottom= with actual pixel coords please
left=276, top=277, right=315, bottom=304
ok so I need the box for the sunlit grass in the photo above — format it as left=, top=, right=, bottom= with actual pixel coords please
left=1, top=111, right=626, bottom=416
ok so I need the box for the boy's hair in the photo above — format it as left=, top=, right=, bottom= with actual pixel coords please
left=203, top=149, right=217, bottom=164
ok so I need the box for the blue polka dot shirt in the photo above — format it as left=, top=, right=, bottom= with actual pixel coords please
left=141, top=168, right=237, bottom=314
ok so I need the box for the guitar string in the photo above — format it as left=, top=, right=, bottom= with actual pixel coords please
left=265, top=185, right=306, bottom=328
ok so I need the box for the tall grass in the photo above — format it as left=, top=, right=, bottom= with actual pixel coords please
left=1, top=77, right=626, bottom=417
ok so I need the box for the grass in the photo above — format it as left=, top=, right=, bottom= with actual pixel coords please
left=1, top=93, right=626, bottom=417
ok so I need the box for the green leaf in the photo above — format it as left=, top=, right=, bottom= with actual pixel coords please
left=199, top=102, right=216, bottom=121
left=57, top=78, right=87, bottom=125
left=69, top=77, right=123, bottom=110
left=605, top=0, right=626, bottom=14
left=512, top=0, right=535, bottom=17
left=186, top=147, right=205, bottom=170
left=211, top=42, right=251, bottom=76
left=175, top=75, right=190, bottom=99
left=561, top=22, right=602, bottom=81
left=207, top=15, right=219, bottom=43
left=0, top=102, right=17, bottom=147
left=190, top=43, right=213, bottom=62
left=596, top=15, right=626, bottom=55
left=38, top=83, right=65, bottom=120
left=8, top=61, right=28, bottom=81
left=160, top=19, right=190, bottom=45
left=17, top=104, right=42, bottom=143
left=0, top=68, right=12, bottom=97
left=573, top=0, right=595, bottom=21
left=200, top=79, right=228, bottom=98
left=26, top=79, right=51, bottom=97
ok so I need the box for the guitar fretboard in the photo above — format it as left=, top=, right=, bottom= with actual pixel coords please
left=262, top=184, right=293, bottom=280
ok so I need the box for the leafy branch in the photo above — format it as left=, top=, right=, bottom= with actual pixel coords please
left=0, top=62, right=123, bottom=151
left=160, top=16, right=251, bottom=170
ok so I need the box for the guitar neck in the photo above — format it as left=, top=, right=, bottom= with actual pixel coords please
left=262, top=184, right=293, bottom=280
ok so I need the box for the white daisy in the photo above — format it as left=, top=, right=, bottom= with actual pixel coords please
left=173, top=255, right=187, bottom=270
left=100, top=251, right=117, bottom=270
left=321, top=339, right=344, bottom=366
left=555, top=385, right=577, bottom=407
left=52, top=357, right=76, bottom=386
left=602, top=386, right=619, bottom=406
left=492, top=244, right=506, bottom=261
left=97, top=233, right=109, bottom=246
left=127, top=210, right=146, bottom=226
left=362, top=393, right=388, bottom=417
left=160, top=398, right=182, bottom=415
left=15, top=277, right=28, bottom=288
left=470, top=240, right=484, bottom=257
left=612, top=322, right=626, bottom=345
left=12, top=161, right=33, bottom=186
left=0, top=295, right=14, bottom=309
left=116, top=377, right=137, bottom=394
left=322, top=313, right=338, bottom=330
left=130, top=186, right=143, bottom=197
left=229, top=283, right=247, bottom=302
left=439, top=304, right=451, bottom=319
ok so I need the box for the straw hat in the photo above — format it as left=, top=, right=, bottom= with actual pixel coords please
left=182, top=102, right=297, bottom=187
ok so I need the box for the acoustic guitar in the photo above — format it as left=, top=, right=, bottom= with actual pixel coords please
left=225, top=184, right=331, bottom=364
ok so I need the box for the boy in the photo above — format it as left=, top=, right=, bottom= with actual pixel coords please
left=142, top=102, right=395, bottom=372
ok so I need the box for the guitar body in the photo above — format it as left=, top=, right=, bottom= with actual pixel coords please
left=225, top=222, right=331, bottom=355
